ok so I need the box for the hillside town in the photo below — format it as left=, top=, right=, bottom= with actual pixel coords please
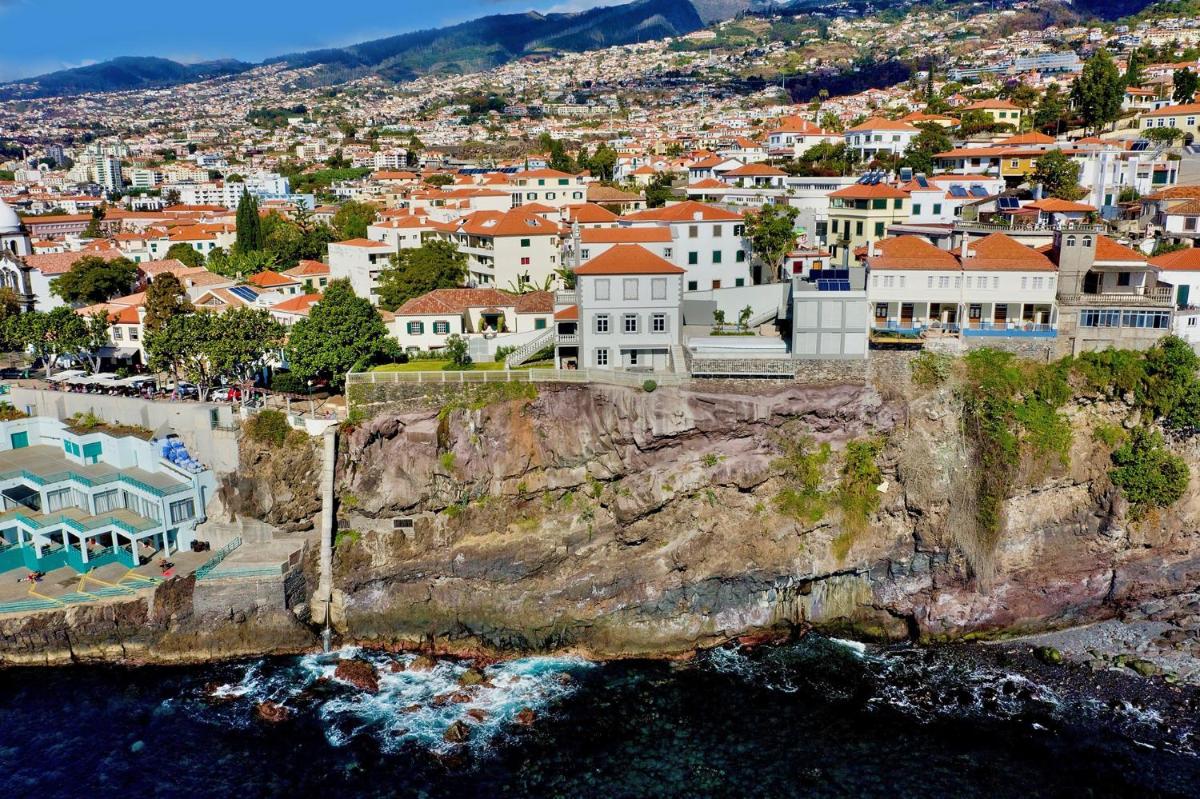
left=11, top=2, right=1200, bottom=790
left=2, top=0, right=1200, bottom=386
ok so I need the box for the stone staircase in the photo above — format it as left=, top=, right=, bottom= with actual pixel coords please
left=505, top=328, right=558, bottom=368
left=671, top=345, right=691, bottom=375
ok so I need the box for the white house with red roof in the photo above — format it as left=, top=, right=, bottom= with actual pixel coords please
left=844, top=118, right=921, bottom=160
left=507, top=169, right=590, bottom=209
left=766, top=117, right=839, bottom=158
left=865, top=233, right=1059, bottom=333
left=427, top=207, right=563, bottom=291
left=390, top=289, right=554, bottom=352
left=620, top=201, right=752, bottom=288
left=554, top=244, right=684, bottom=372
left=570, top=227, right=675, bottom=268
left=1150, top=247, right=1200, bottom=344
left=328, top=238, right=396, bottom=304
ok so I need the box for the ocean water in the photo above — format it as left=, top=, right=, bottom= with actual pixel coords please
left=1, top=637, right=1197, bottom=798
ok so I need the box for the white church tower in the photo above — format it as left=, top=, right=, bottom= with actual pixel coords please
left=0, top=198, right=32, bottom=257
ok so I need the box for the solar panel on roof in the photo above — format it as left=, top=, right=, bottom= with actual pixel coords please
left=970, top=186, right=989, bottom=198
left=1131, top=141, right=1149, bottom=152
left=230, top=286, right=259, bottom=302
left=950, top=186, right=968, bottom=198
left=916, top=175, right=929, bottom=188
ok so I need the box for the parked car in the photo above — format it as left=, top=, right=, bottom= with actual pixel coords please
left=211, top=387, right=242, bottom=403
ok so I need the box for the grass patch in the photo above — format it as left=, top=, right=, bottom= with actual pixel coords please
left=372, top=360, right=506, bottom=372
left=244, top=409, right=292, bottom=446
left=334, top=529, right=360, bottom=549
left=911, top=350, right=953, bottom=388
left=831, top=438, right=884, bottom=561
left=439, top=451, right=457, bottom=472
left=772, top=436, right=831, bottom=523
left=65, top=411, right=154, bottom=440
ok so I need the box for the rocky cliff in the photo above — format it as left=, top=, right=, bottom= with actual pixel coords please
left=5, top=370, right=1199, bottom=667
left=328, top=378, right=1200, bottom=658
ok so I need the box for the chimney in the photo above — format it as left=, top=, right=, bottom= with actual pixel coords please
left=960, top=233, right=970, bottom=260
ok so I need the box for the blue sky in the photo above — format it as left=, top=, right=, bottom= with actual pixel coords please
left=0, top=0, right=607, bottom=81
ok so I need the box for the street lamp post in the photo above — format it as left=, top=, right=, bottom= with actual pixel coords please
left=307, top=379, right=314, bottom=416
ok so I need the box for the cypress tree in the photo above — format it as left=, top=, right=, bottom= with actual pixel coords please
left=235, top=189, right=263, bottom=253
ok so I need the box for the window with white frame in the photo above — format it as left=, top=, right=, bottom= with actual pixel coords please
left=595, top=314, right=610, bottom=333
left=594, top=278, right=610, bottom=301
left=170, top=498, right=196, bottom=524
left=595, top=348, right=609, bottom=366
left=651, top=313, right=667, bottom=333
left=651, top=278, right=667, bottom=300
left=938, top=276, right=950, bottom=289
left=992, top=277, right=999, bottom=289
left=623, top=314, right=638, bottom=334
left=623, top=278, right=639, bottom=300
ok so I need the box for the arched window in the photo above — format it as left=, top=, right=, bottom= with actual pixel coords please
left=1065, top=235, right=1076, bottom=248
left=1082, top=236, right=1093, bottom=248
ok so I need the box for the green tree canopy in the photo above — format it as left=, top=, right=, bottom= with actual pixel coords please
left=1175, top=68, right=1199, bottom=104
left=1072, top=50, right=1124, bottom=133
left=285, top=279, right=396, bottom=388
left=166, top=243, right=205, bottom=268
left=51, top=255, right=137, bottom=305
left=207, top=248, right=277, bottom=279
left=743, top=203, right=799, bottom=282
left=1032, top=149, right=1086, bottom=201
left=77, top=311, right=114, bottom=374
left=143, top=272, right=193, bottom=333
left=1034, top=83, right=1069, bottom=133
left=376, top=240, right=468, bottom=311
left=205, top=307, right=285, bottom=388
left=332, top=201, right=379, bottom=240
left=16, top=306, right=89, bottom=377
left=899, top=124, right=953, bottom=175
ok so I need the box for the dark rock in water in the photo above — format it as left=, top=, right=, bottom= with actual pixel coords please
left=388, top=660, right=406, bottom=673
left=335, top=659, right=380, bottom=693
left=431, top=693, right=453, bottom=707
left=256, top=701, right=290, bottom=723
left=443, top=720, right=470, bottom=743
left=515, top=707, right=536, bottom=725
left=295, top=676, right=338, bottom=704
left=1034, top=646, right=1063, bottom=666
left=457, top=667, right=487, bottom=687
left=401, top=703, right=422, bottom=713
left=450, top=692, right=474, bottom=704
left=556, top=673, right=573, bottom=685
left=466, top=708, right=489, bottom=722
left=202, top=682, right=236, bottom=703
left=410, top=654, right=438, bottom=671
left=1127, top=658, right=1160, bottom=677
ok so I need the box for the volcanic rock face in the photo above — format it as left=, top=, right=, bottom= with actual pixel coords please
left=327, top=381, right=1200, bottom=658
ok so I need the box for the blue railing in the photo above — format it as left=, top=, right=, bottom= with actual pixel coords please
left=194, top=537, right=241, bottom=580
left=0, top=466, right=191, bottom=497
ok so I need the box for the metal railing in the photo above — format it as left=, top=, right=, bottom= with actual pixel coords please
left=0, top=466, right=192, bottom=497
left=504, top=329, right=558, bottom=368
left=347, top=367, right=688, bottom=393
left=0, top=509, right=158, bottom=536
left=1057, top=286, right=1173, bottom=306
left=194, top=536, right=241, bottom=580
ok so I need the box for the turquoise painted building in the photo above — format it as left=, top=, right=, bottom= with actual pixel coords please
left=0, top=417, right=217, bottom=575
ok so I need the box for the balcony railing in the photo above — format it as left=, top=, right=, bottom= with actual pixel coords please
left=555, top=290, right=578, bottom=306
left=557, top=333, right=580, bottom=345
left=1057, top=286, right=1173, bottom=307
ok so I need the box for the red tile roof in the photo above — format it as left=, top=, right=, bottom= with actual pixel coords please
left=845, top=117, right=919, bottom=133
left=1095, top=236, right=1147, bottom=263
left=865, top=236, right=959, bottom=270
left=829, top=183, right=909, bottom=200
left=963, top=233, right=1056, bottom=272
left=622, top=200, right=742, bottom=223
left=554, top=305, right=579, bottom=321
left=574, top=244, right=685, bottom=275
left=1150, top=247, right=1200, bottom=270
left=248, top=270, right=300, bottom=288
left=581, top=227, right=672, bottom=244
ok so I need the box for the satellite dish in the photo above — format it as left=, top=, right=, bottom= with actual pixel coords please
left=1140, top=238, right=1157, bottom=256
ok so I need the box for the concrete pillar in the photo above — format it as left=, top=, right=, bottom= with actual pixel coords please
left=312, top=427, right=338, bottom=629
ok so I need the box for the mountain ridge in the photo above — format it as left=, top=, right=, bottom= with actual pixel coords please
left=0, top=0, right=727, bottom=100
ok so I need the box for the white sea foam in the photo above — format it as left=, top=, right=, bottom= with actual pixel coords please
left=208, top=648, right=592, bottom=754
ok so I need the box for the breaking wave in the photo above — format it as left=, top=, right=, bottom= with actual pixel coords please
left=191, top=647, right=592, bottom=754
